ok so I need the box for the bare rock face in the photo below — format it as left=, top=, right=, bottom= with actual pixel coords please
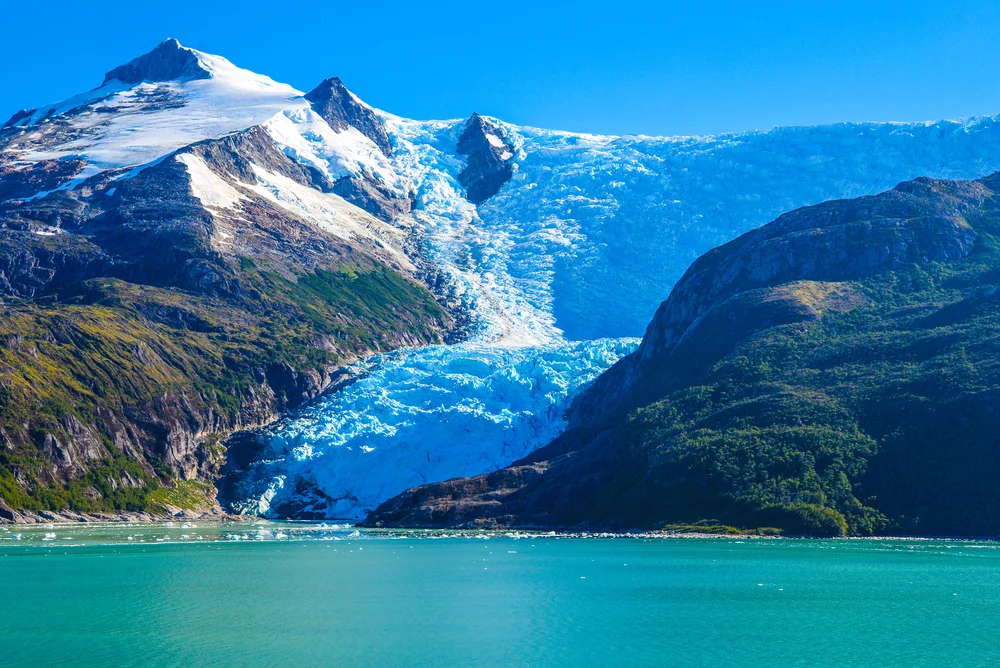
left=332, top=174, right=413, bottom=222
left=0, top=233, right=114, bottom=298
left=305, top=77, right=392, bottom=156
left=2, top=109, right=34, bottom=129
left=103, top=38, right=210, bottom=85
left=361, top=461, right=552, bottom=529
left=456, top=113, right=515, bottom=204
left=0, top=158, right=86, bottom=201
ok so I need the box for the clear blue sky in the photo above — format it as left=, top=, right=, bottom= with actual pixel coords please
left=3, top=1, right=1000, bottom=136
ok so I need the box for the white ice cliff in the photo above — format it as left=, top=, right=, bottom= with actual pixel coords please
left=9, top=41, right=1000, bottom=518
left=230, top=339, right=637, bottom=518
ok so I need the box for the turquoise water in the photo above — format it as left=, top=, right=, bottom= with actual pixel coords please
left=3, top=523, right=1000, bottom=667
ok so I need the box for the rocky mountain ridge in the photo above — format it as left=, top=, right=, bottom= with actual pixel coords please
left=102, top=37, right=211, bottom=86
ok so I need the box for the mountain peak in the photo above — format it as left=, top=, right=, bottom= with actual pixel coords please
left=305, top=77, right=392, bottom=155
left=102, top=38, right=211, bottom=86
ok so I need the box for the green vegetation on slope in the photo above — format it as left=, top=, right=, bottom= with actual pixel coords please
left=0, top=261, right=450, bottom=515
left=602, top=259, right=997, bottom=535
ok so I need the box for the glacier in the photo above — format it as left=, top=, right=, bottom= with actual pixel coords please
left=229, top=339, right=638, bottom=519
left=444, top=119, right=1000, bottom=340
left=11, top=41, right=1000, bottom=519
left=236, top=113, right=1000, bottom=519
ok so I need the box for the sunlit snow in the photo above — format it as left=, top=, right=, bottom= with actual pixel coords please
left=13, top=45, right=306, bottom=175
left=176, top=153, right=246, bottom=211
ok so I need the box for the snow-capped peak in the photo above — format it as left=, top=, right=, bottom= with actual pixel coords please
left=99, top=38, right=294, bottom=94
left=102, top=38, right=211, bottom=85
left=2, top=40, right=306, bottom=179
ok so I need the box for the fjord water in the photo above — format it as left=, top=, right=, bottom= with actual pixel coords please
left=3, top=525, right=1000, bottom=667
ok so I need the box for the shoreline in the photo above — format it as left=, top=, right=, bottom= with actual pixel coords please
left=5, top=516, right=999, bottom=543
left=0, top=508, right=249, bottom=525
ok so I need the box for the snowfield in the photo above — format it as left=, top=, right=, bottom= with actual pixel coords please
left=11, top=48, right=304, bottom=180
left=9, top=41, right=1000, bottom=518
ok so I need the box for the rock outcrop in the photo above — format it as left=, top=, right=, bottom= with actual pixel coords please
left=103, top=38, right=211, bottom=85
left=305, top=77, right=392, bottom=155
left=456, top=113, right=515, bottom=204
left=2, top=109, right=34, bottom=129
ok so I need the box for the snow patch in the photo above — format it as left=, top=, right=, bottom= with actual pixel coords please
left=10, top=81, right=133, bottom=127
left=243, top=164, right=410, bottom=265
left=176, top=153, right=245, bottom=211
left=264, top=107, right=404, bottom=194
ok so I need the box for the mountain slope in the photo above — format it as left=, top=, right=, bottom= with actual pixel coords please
left=362, top=173, right=1000, bottom=536
left=0, top=41, right=452, bottom=519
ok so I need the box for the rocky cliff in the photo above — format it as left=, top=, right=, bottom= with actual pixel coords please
left=456, top=113, right=515, bottom=204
